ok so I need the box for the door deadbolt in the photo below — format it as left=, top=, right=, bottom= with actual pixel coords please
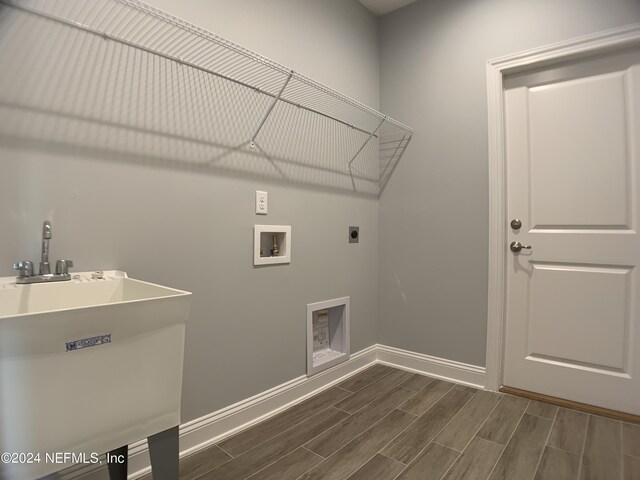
left=510, top=219, right=522, bottom=230
left=510, top=241, right=532, bottom=253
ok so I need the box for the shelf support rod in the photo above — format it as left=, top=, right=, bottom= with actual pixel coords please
left=379, top=134, right=406, bottom=182
left=250, top=71, right=293, bottom=144
left=211, top=71, right=292, bottom=163
left=380, top=135, right=412, bottom=192
left=347, top=116, right=386, bottom=172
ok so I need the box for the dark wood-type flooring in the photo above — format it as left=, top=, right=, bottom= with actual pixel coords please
left=143, top=365, right=640, bottom=480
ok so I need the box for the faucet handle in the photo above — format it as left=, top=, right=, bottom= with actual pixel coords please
left=13, top=260, right=34, bottom=277
left=42, top=220, right=52, bottom=239
left=55, top=259, right=73, bottom=275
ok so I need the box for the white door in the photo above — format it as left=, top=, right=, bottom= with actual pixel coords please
left=503, top=47, right=640, bottom=415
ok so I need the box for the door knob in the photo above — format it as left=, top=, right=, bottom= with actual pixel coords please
left=510, top=241, right=532, bottom=253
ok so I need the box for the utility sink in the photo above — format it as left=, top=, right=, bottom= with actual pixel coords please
left=0, top=271, right=191, bottom=480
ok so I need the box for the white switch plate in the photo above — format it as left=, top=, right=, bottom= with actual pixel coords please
left=256, top=190, right=268, bottom=215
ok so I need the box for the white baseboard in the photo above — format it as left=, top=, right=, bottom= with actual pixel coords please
left=57, top=344, right=484, bottom=479
left=375, top=345, right=486, bottom=389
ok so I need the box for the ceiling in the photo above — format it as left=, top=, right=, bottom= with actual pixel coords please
left=358, top=0, right=418, bottom=16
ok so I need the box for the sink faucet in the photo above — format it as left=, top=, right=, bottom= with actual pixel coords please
left=12, top=220, right=74, bottom=284
left=40, top=220, right=52, bottom=275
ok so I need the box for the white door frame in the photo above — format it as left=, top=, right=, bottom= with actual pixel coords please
left=484, top=23, right=640, bottom=392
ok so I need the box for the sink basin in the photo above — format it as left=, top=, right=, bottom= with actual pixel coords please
left=0, top=271, right=191, bottom=480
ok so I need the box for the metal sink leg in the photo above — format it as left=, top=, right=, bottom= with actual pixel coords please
left=106, top=445, right=128, bottom=480
left=148, top=426, right=179, bottom=480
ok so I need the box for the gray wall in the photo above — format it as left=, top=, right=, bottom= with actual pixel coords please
left=378, top=0, right=640, bottom=367
left=0, top=0, right=379, bottom=423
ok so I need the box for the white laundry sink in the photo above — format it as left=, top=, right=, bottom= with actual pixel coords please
left=0, top=271, right=191, bottom=480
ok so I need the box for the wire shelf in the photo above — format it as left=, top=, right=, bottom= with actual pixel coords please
left=0, top=0, right=413, bottom=195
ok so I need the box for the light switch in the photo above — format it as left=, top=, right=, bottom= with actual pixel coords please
left=256, top=190, right=268, bottom=215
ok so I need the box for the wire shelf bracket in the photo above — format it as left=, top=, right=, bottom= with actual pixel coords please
left=347, top=116, right=386, bottom=173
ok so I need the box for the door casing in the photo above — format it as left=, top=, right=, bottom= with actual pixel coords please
left=485, top=22, right=640, bottom=391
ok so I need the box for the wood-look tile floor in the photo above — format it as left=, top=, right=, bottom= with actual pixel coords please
left=143, top=365, right=640, bottom=480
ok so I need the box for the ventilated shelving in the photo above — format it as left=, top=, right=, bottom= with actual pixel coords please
left=0, top=0, right=413, bottom=195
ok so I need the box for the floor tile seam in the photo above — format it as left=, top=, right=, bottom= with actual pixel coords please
left=581, top=414, right=627, bottom=461
left=291, top=408, right=416, bottom=480
left=341, top=385, right=405, bottom=414
left=386, top=390, right=478, bottom=467
left=526, top=411, right=557, bottom=420
left=220, top=403, right=347, bottom=458
left=484, top=399, right=531, bottom=480
left=292, top=450, right=326, bottom=480
left=399, top=375, right=435, bottom=392
left=313, top=384, right=422, bottom=453
left=244, top=446, right=324, bottom=480
left=575, top=414, right=590, bottom=480
left=293, top=406, right=358, bottom=457
left=187, top=446, right=234, bottom=480
left=622, top=416, right=640, bottom=459
left=216, top=391, right=347, bottom=456
left=398, top=385, right=419, bottom=394
left=342, top=383, right=419, bottom=418
left=619, top=416, right=624, bottom=480
left=300, top=445, right=325, bottom=460
left=545, top=443, right=581, bottom=456
left=407, top=389, right=480, bottom=477
left=209, top=406, right=346, bottom=480
left=435, top=445, right=463, bottom=480
left=192, top=470, right=206, bottom=480
left=432, top=440, right=462, bottom=453
left=243, top=447, right=300, bottom=480
left=343, top=451, right=389, bottom=480
left=397, top=383, right=456, bottom=416
left=454, top=393, right=505, bottom=453
left=328, top=387, right=354, bottom=406
left=590, top=413, right=624, bottom=424
left=332, top=406, right=352, bottom=415
left=192, top=456, right=229, bottom=480
left=475, top=436, right=508, bottom=448
left=341, top=367, right=396, bottom=394
left=475, top=396, right=526, bottom=445
left=355, top=408, right=422, bottom=463
left=242, top=412, right=352, bottom=480
left=298, top=406, right=412, bottom=469
left=331, top=387, right=356, bottom=405
left=351, top=407, right=420, bottom=449
left=549, top=409, right=591, bottom=456
left=377, top=450, right=407, bottom=466
left=335, top=386, right=355, bottom=395
left=530, top=405, right=560, bottom=480
left=392, top=439, right=461, bottom=480
left=423, top=389, right=479, bottom=453
left=337, top=368, right=386, bottom=393
left=215, top=443, right=234, bottom=459
left=389, top=463, right=407, bottom=480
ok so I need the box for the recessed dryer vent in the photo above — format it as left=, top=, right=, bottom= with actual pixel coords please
left=307, top=297, right=350, bottom=376
left=254, top=225, right=291, bottom=265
